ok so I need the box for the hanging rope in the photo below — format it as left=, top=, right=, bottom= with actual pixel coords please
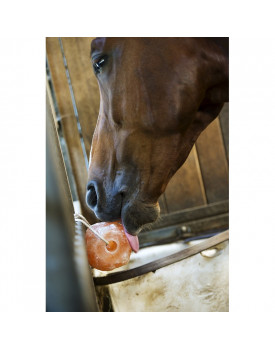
left=74, top=213, right=109, bottom=245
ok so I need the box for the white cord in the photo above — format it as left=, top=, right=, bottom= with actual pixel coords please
left=74, top=213, right=109, bottom=245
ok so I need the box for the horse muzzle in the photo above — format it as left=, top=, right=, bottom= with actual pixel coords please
left=86, top=180, right=160, bottom=235
left=86, top=180, right=122, bottom=222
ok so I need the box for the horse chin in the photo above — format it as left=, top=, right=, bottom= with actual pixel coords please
left=121, top=200, right=160, bottom=235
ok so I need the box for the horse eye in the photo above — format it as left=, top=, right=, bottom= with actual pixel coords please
left=93, top=57, right=106, bottom=74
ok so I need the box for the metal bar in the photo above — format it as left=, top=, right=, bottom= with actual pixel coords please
left=46, top=83, right=98, bottom=311
left=58, top=38, right=89, bottom=169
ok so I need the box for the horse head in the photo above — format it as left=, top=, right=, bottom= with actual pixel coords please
left=86, top=37, right=228, bottom=235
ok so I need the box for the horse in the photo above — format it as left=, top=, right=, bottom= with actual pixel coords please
left=86, top=37, right=229, bottom=236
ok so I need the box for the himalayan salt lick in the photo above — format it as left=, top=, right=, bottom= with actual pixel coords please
left=85, top=221, right=132, bottom=271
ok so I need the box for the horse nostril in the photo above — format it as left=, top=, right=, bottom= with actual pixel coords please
left=86, top=182, right=98, bottom=209
left=119, top=185, right=128, bottom=196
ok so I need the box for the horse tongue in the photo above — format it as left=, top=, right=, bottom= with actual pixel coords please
left=123, top=228, right=139, bottom=253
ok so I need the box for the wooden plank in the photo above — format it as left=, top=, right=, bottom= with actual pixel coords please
left=182, top=212, right=229, bottom=234
left=219, top=103, right=229, bottom=162
left=139, top=211, right=228, bottom=248
left=61, top=37, right=100, bottom=160
left=164, top=146, right=207, bottom=212
left=147, top=199, right=228, bottom=230
left=195, top=118, right=229, bottom=203
left=46, top=37, right=96, bottom=223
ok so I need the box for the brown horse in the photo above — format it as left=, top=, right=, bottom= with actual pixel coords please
left=86, top=37, right=229, bottom=235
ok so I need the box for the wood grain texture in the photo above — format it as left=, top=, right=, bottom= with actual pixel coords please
left=61, top=37, right=100, bottom=160
left=181, top=212, right=229, bottom=234
left=195, top=117, right=229, bottom=204
left=219, top=103, right=229, bottom=162
left=164, top=146, right=207, bottom=212
left=46, top=37, right=96, bottom=223
left=139, top=205, right=229, bottom=248
left=148, top=199, right=229, bottom=230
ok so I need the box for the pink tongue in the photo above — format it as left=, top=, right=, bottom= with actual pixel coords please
left=123, top=228, right=139, bottom=253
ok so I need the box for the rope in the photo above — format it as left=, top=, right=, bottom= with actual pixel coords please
left=74, top=213, right=109, bottom=245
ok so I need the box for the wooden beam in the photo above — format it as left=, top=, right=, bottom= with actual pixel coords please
left=46, top=37, right=96, bottom=223
left=195, top=117, right=229, bottom=203
left=61, top=37, right=100, bottom=159
left=148, top=199, right=228, bottom=230
left=164, top=146, right=207, bottom=212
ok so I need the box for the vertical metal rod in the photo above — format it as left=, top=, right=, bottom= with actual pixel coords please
left=58, top=37, right=89, bottom=170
